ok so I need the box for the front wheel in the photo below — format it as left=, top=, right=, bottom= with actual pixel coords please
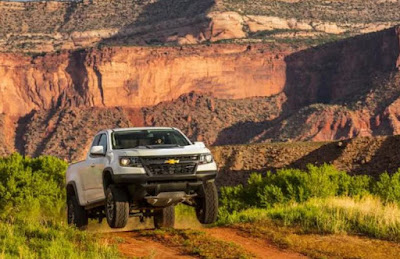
left=67, top=194, right=88, bottom=230
left=195, top=181, right=218, bottom=224
left=154, top=206, right=175, bottom=228
left=105, top=185, right=130, bottom=229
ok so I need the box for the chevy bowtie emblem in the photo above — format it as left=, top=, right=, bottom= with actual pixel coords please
left=165, top=159, right=180, bottom=165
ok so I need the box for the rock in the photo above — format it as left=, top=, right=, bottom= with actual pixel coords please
left=207, top=12, right=246, bottom=42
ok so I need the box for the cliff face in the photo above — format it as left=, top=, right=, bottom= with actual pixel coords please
left=3, top=26, right=399, bottom=118
left=133, top=27, right=400, bottom=145
left=0, top=114, right=15, bottom=156
left=2, top=25, right=400, bottom=161
left=0, top=44, right=289, bottom=117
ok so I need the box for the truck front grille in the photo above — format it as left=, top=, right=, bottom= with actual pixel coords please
left=140, top=156, right=199, bottom=176
left=146, top=163, right=197, bottom=175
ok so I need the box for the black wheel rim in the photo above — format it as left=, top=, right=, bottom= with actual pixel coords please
left=106, top=192, right=114, bottom=222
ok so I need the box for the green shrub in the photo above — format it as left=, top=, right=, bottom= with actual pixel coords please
left=0, top=153, right=67, bottom=220
left=218, top=164, right=400, bottom=241
left=373, top=170, right=400, bottom=203
left=348, top=175, right=371, bottom=197
left=220, top=164, right=374, bottom=213
left=0, top=153, right=120, bottom=258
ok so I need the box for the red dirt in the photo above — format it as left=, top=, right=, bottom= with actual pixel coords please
left=204, top=227, right=307, bottom=259
left=106, top=227, right=307, bottom=258
left=105, top=231, right=194, bottom=259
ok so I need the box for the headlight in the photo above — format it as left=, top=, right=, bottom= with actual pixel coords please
left=119, top=157, right=142, bottom=167
left=199, top=153, right=213, bottom=164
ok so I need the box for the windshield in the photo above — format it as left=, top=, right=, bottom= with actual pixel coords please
left=111, top=129, right=191, bottom=149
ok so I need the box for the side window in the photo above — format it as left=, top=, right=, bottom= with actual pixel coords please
left=91, top=135, right=101, bottom=148
left=98, top=134, right=108, bottom=152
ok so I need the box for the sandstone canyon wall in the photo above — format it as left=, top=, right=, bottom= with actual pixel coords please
left=0, top=44, right=288, bottom=118
left=0, top=26, right=398, bottom=161
left=1, top=3, right=400, bottom=162
left=2, top=26, right=399, bottom=118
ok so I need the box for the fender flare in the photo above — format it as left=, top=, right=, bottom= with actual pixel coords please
left=66, top=181, right=78, bottom=196
left=102, top=167, right=115, bottom=192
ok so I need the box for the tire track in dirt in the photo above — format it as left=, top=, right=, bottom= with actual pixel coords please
left=204, top=227, right=308, bottom=259
left=104, top=231, right=195, bottom=259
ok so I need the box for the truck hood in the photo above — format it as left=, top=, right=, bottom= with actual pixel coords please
left=112, top=144, right=211, bottom=157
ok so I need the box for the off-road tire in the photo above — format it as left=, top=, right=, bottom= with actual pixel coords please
left=153, top=206, right=175, bottom=228
left=67, top=194, right=88, bottom=230
left=196, top=181, right=218, bottom=224
left=105, top=185, right=129, bottom=229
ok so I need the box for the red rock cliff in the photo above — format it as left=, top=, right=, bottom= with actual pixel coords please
left=2, top=27, right=400, bottom=160
left=0, top=44, right=289, bottom=117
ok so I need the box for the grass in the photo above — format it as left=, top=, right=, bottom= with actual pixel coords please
left=233, top=220, right=400, bottom=259
left=0, top=154, right=121, bottom=259
left=220, top=164, right=400, bottom=213
left=0, top=219, right=119, bottom=259
left=217, top=164, right=400, bottom=258
left=217, top=196, right=400, bottom=258
left=219, top=196, right=400, bottom=242
left=271, top=196, right=400, bottom=239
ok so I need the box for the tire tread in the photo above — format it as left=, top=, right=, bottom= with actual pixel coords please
left=106, top=185, right=129, bottom=229
left=67, top=194, right=88, bottom=230
left=154, top=206, right=175, bottom=228
left=197, top=181, right=218, bottom=224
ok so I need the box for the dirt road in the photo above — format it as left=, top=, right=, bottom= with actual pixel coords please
left=105, top=227, right=307, bottom=258
left=205, top=227, right=306, bottom=259
left=104, top=231, right=194, bottom=258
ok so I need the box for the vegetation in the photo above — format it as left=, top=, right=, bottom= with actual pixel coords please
left=234, top=220, right=400, bottom=259
left=248, top=29, right=352, bottom=47
left=3, top=152, right=400, bottom=257
left=0, top=153, right=119, bottom=259
left=222, top=0, right=400, bottom=23
left=219, top=164, right=400, bottom=241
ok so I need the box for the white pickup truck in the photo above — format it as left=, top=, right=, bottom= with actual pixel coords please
left=66, top=127, right=218, bottom=229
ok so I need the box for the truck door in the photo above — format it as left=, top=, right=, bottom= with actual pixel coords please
left=83, top=133, right=108, bottom=203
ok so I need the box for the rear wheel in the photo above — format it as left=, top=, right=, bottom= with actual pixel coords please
left=105, top=185, right=130, bottom=229
left=154, top=206, right=175, bottom=228
left=196, top=181, right=218, bottom=224
left=67, top=193, right=88, bottom=230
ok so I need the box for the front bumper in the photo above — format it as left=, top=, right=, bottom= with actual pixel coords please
left=111, top=171, right=217, bottom=203
left=111, top=170, right=217, bottom=184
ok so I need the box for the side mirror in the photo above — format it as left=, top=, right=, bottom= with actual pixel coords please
left=193, top=141, right=206, bottom=148
left=90, top=146, right=105, bottom=156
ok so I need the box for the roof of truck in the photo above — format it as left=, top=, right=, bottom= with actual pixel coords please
left=111, top=127, right=176, bottom=132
